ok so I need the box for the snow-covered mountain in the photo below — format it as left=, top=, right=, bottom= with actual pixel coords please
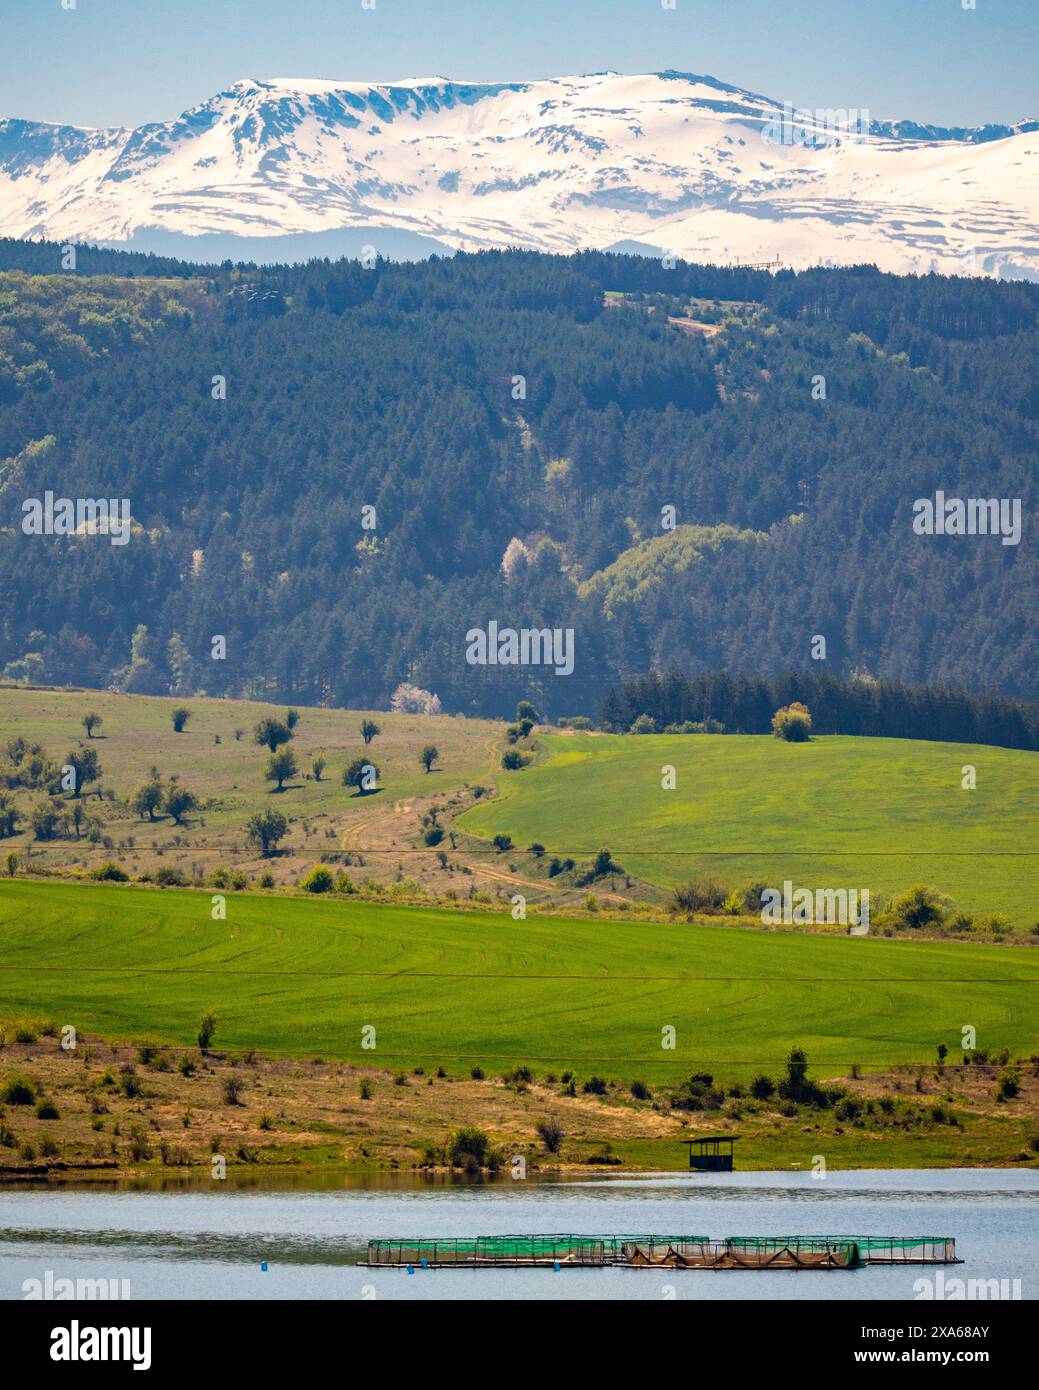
left=1, top=71, right=1037, bottom=275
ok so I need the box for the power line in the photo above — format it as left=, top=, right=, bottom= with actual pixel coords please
left=318, top=847, right=1039, bottom=856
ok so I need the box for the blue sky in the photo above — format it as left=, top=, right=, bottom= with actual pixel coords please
left=3, top=0, right=1036, bottom=128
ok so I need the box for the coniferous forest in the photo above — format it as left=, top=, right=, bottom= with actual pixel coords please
left=601, top=671, right=1039, bottom=751
left=0, top=239, right=1036, bottom=722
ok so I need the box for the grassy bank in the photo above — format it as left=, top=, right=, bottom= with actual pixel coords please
left=2, top=1028, right=1036, bottom=1180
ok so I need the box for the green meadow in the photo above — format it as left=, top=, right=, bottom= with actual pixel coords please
left=460, top=733, right=1039, bottom=928
left=2, top=879, right=1038, bottom=1082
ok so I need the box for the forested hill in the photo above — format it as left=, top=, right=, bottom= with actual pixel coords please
left=0, top=240, right=1036, bottom=717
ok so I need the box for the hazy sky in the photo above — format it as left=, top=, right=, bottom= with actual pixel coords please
left=3, top=0, right=1036, bottom=129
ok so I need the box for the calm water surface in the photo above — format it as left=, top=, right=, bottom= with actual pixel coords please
left=1, top=1169, right=1036, bottom=1300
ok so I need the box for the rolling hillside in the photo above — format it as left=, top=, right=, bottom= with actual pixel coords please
left=460, top=732, right=1039, bottom=929
left=0, top=684, right=504, bottom=880
left=4, top=686, right=1039, bottom=929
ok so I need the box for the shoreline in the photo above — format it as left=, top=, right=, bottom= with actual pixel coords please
left=3, top=1029, right=1037, bottom=1184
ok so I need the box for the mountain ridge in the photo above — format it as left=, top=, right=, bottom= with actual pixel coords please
left=2, top=70, right=1037, bottom=276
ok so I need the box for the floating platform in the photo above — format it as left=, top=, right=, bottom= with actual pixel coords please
left=364, top=1234, right=959, bottom=1270
left=364, top=1235, right=692, bottom=1268
left=724, top=1235, right=959, bottom=1266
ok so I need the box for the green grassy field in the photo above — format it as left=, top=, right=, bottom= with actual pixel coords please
left=459, top=733, right=1039, bottom=929
left=2, top=879, right=1037, bottom=1083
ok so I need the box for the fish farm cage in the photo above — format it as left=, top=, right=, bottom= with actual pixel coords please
left=724, top=1236, right=959, bottom=1266
left=364, top=1234, right=958, bottom=1270
left=364, top=1235, right=709, bottom=1268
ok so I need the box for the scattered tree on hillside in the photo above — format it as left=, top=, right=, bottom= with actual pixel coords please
left=81, top=712, right=102, bottom=738
left=254, top=718, right=291, bottom=753
left=31, top=800, right=66, bottom=841
left=576, top=847, right=623, bottom=886
left=419, top=744, right=439, bottom=773
left=360, top=718, right=380, bottom=745
left=163, top=783, right=198, bottom=825
left=246, top=808, right=289, bottom=855
left=783, top=1045, right=810, bottom=1098
left=130, top=778, right=164, bottom=821
left=197, top=1011, right=216, bottom=1052
left=448, top=1126, right=494, bottom=1170
left=311, top=755, right=326, bottom=782
left=670, top=877, right=729, bottom=913
left=771, top=702, right=812, bottom=742
left=343, top=757, right=379, bottom=795
left=265, top=748, right=297, bottom=791
left=62, top=746, right=100, bottom=798
left=880, top=884, right=952, bottom=932
left=298, top=864, right=335, bottom=893
left=0, top=793, right=20, bottom=839
left=776, top=1045, right=828, bottom=1107
left=2, top=738, right=56, bottom=792
left=171, top=707, right=191, bottom=733
left=536, top=1119, right=564, bottom=1153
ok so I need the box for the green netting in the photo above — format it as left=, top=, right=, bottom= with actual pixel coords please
left=501, top=1232, right=710, bottom=1251
left=726, top=1235, right=949, bottom=1248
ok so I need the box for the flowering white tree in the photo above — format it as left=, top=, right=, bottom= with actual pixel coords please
left=501, top=536, right=531, bottom=578
left=391, top=682, right=442, bottom=715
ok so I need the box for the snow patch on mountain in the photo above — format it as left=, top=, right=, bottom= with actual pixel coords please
left=0, top=71, right=1036, bottom=275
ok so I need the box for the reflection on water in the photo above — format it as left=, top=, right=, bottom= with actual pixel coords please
left=2, top=1169, right=1036, bottom=1301
left=4, top=1168, right=502, bottom=1196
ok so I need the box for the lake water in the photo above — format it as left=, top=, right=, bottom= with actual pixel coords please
left=2, top=1169, right=1036, bottom=1300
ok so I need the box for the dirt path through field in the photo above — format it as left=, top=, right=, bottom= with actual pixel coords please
left=335, top=729, right=632, bottom=905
